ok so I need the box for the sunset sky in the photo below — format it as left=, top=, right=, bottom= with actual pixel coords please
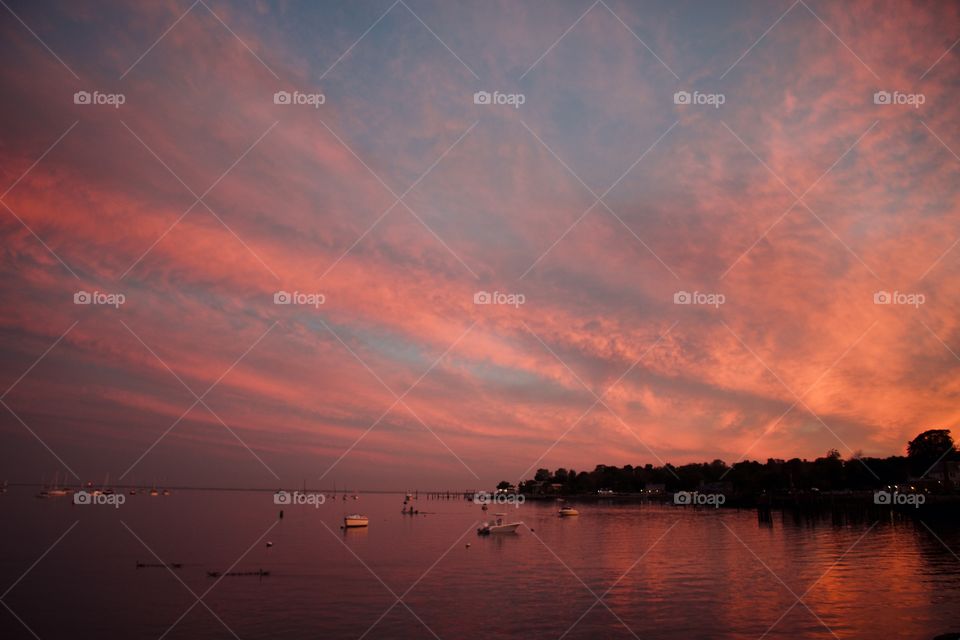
left=1, top=0, right=959, bottom=489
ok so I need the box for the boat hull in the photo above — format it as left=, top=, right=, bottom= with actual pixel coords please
left=344, top=516, right=369, bottom=528
left=478, top=522, right=522, bottom=534
left=488, top=523, right=521, bottom=534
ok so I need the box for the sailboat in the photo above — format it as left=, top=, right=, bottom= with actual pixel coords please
left=35, top=474, right=49, bottom=499
left=35, top=490, right=49, bottom=499
left=47, top=471, right=70, bottom=497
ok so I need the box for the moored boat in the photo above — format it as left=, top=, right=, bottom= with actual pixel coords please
left=558, top=506, right=579, bottom=517
left=344, top=514, right=369, bottom=528
left=477, top=514, right=522, bottom=535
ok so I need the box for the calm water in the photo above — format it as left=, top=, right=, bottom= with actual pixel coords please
left=1, top=490, right=959, bottom=639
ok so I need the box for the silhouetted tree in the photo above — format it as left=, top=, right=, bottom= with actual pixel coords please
left=534, top=468, right=552, bottom=482
left=514, top=430, right=954, bottom=498
left=907, top=429, right=955, bottom=477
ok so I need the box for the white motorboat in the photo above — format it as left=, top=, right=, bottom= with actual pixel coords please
left=477, top=513, right=521, bottom=535
left=558, top=506, right=579, bottom=517
left=344, top=514, right=369, bottom=528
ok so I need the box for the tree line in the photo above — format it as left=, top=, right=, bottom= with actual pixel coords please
left=504, top=429, right=958, bottom=496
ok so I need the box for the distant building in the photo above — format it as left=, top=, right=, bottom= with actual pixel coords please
left=928, top=460, right=960, bottom=486
left=521, top=481, right=565, bottom=495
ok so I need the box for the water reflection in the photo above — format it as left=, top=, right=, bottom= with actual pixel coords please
left=1, top=490, right=958, bottom=639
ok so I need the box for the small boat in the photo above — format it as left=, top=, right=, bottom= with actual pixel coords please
left=36, top=474, right=51, bottom=498
left=149, top=488, right=159, bottom=497
left=136, top=561, right=182, bottom=569
left=558, top=506, right=579, bottom=517
left=89, top=473, right=114, bottom=497
left=162, top=489, right=171, bottom=496
left=344, top=514, right=369, bottom=528
left=45, top=472, right=70, bottom=497
left=477, top=514, right=522, bottom=535
left=207, top=569, right=269, bottom=578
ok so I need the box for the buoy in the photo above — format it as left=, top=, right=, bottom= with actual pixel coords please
left=465, top=543, right=471, bottom=548
left=266, top=541, right=273, bottom=548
